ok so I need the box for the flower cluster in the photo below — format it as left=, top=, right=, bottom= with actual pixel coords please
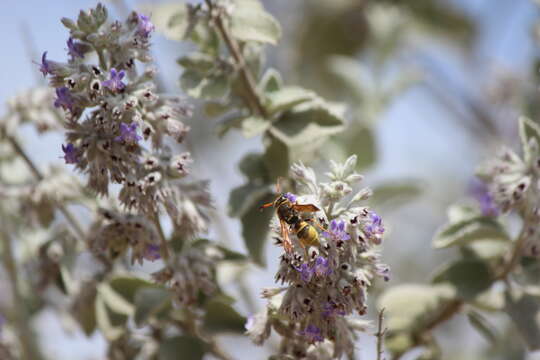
left=38, top=4, right=215, bottom=267
left=88, top=208, right=161, bottom=265
left=477, top=117, right=540, bottom=255
left=1, top=87, right=63, bottom=135
left=247, top=156, right=389, bottom=359
left=39, top=4, right=193, bottom=202
left=151, top=244, right=220, bottom=305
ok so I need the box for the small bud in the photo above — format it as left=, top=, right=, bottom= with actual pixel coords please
left=61, top=17, right=78, bottom=30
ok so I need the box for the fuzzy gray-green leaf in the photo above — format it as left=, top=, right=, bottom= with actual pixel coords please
left=259, top=68, right=283, bottom=92
left=432, top=259, right=492, bottom=301
left=229, top=183, right=270, bottom=217
left=240, top=191, right=275, bottom=266
left=505, top=289, right=540, bottom=350
left=159, top=336, right=207, bottom=360
left=467, top=310, right=497, bottom=344
left=242, top=117, right=270, bottom=138
left=369, top=181, right=422, bottom=208
left=109, top=276, right=154, bottom=304
left=203, top=299, right=247, bottom=334
left=378, top=283, right=456, bottom=332
left=265, top=86, right=316, bottom=115
left=230, top=0, right=281, bottom=45
left=134, top=287, right=172, bottom=326
left=432, top=216, right=508, bottom=249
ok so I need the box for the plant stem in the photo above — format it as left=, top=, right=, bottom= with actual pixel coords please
left=1, top=231, right=44, bottom=360
left=205, top=0, right=269, bottom=118
left=376, top=308, right=387, bottom=360
left=8, top=136, right=86, bottom=239
left=496, top=221, right=530, bottom=280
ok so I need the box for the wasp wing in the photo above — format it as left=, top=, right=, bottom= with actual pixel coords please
left=280, top=220, right=293, bottom=253
left=292, top=203, right=320, bottom=213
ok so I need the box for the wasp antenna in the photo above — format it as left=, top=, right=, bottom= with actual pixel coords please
left=259, top=202, right=274, bottom=211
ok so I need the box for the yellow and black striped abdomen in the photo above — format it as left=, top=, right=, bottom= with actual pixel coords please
left=294, top=221, right=319, bottom=247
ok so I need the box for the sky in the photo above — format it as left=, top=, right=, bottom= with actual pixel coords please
left=0, top=0, right=539, bottom=359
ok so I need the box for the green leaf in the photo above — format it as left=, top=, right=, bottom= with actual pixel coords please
left=190, top=239, right=248, bottom=262
left=229, top=183, right=271, bottom=217
left=134, top=287, right=172, bottom=326
left=277, top=98, right=345, bottom=128
left=432, top=259, right=492, bottom=301
left=177, top=53, right=216, bottom=74
left=259, top=68, right=282, bottom=92
left=447, top=204, right=479, bottom=223
left=216, top=114, right=247, bottom=138
left=204, top=102, right=231, bottom=118
left=505, top=289, right=540, bottom=350
left=519, top=116, right=540, bottom=162
left=521, top=256, right=540, bottom=283
left=72, top=285, right=97, bottom=336
left=238, top=153, right=270, bottom=182
left=369, top=181, right=422, bottom=208
left=464, top=239, right=510, bottom=260
left=97, top=284, right=134, bottom=316
left=432, top=216, right=509, bottom=249
left=467, top=311, right=497, bottom=344
left=108, top=276, right=154, bottom=304
left=230, top=0, right=281, bottom=45
left=264, top=86, right=316, bottom=115
left=471, top=286, right=505, bottom=312
left=240, top=190, right=275, bottom=266
left=378, top=283, right=456, bottom=332
left=95, top=294, right=126, bottom=341
left=203, top=298, right=247, bottom=334
left=241, top=117, right=271, bottom=138
left=263, top=134, right=291, bottom=180
left=159, top=336, right=207, bottom=360
left=138, top=3, right=189, bottom=41
left=180, top=70, right=230, bottom=100
left=382, top=0, right=476, bottom=47
left=269, top=118, right=343, bottom=151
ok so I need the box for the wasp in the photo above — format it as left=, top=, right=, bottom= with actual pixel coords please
left=259, top=179, right=321, bottom=253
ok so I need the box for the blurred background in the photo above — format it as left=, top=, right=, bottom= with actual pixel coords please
left=1, top=0, right=540, bottom=359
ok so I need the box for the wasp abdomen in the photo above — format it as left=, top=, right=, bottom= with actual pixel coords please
left=295, top=221, right=319, bottom=248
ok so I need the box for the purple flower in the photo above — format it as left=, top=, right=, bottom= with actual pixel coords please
left=102, top=68, right=126, bottom=92
left=54, top=87, right=74, bottom=111
left=61, top=143, right=79, bottom=164
left=469, top=178, right=499, bottom=217
left=143, top=244, right=161, bottom=261
left=115, top=122, right=142, bottom=143
left=322, top=301, right=346, bottom=318
left=38, top=51, right=50, bottom=76
left=365, top=211, right=385, bottom=237
left=299, top=325, right=324, bottom=343
left=313, top=256, right=332, bottom=277
left=284, top=192, right=297, bottom=203
left=322, top=219, right=350, bottom=242
left=137, top=14, right=155, bottom=37
left=295, top=263, right=314, bottom=283
left=67, top=37, right=84, bottom=59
